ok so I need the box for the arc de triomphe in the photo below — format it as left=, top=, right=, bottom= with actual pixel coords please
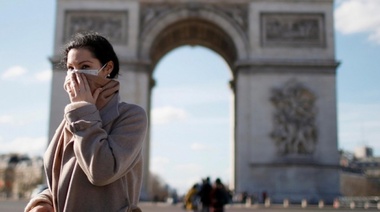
left=48, top=0, right=340, bottom=203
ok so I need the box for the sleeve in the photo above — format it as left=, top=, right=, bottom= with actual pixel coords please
left=64, top=101, right=147, bottom=186
left=24, top=189, right=53, bottom=212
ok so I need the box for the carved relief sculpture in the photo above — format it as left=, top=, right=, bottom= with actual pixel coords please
left=261, top=13, right=325, bottom=47
left=64, top=11, right=128, bottom=44
left=270, top=80, right=318, bottom=155
left=214, top=4, right=248, bottom=32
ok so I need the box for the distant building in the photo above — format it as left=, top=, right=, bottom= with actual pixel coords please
left=340, top=147, right=380, bottom=196
left=0, top=154, right=43, bottom=199
left=354, top=146, right=374, bottom=159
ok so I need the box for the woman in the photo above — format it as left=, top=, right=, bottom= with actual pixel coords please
left=25, top=32, right=148, bottom=212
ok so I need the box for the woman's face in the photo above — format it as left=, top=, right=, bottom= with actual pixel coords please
left=66, top=48, right=111, bottom=78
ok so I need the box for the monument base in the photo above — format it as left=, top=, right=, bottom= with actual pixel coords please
left=243, top=163, right=340, bottom=204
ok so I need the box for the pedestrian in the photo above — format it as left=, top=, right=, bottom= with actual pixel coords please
left=199, top=177, right=212, bottom=212
left=24, top=32, right=148, bottom=212
left=210, top=178, right=229, bottom=212
left=262, top=191, right=267, bottom=203
left=184, top=183, right=200, bottom=211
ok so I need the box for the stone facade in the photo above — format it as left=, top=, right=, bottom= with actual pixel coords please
left=49, top=0, right=339, bottom=202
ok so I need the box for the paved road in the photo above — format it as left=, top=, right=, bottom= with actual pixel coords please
left=1, top=200, right=380, bottom=212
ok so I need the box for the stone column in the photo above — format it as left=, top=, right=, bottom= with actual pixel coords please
left=47, top=57, right=70, bottom=141
left=234, top=61, right=340, bottom=203
left=117, top=60, right=152, bottom=200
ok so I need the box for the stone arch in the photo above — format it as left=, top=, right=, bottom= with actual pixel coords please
left=139, top=6, right=249, bottom=67
left=150, top=19, right=237, bottom=71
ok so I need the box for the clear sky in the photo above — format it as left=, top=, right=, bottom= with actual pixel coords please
left=1, top=0, right=380, bottom=195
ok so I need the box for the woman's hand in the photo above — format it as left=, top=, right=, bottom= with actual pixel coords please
left=64, top=73, right=102, bottom=104
left=28, top=202, right=54, bottom=212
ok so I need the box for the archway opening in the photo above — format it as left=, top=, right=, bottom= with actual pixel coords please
left=149, top=18, right=237, bottom=69
left=146, top=17, right=238, bottom=199
left=150, top=45, right=234, bottom=197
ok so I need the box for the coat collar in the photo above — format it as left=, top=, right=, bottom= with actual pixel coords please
left=99, top=94, right=120, bottom=126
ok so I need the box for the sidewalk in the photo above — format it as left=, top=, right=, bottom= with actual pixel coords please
left=2, top=200, right=380, bottom=212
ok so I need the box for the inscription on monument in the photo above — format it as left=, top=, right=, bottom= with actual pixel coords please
left=270, top=80, right=318, bottom=156
left=261, top=13, right=325, bottom=47
left=64, top=11, right=128, bottom=44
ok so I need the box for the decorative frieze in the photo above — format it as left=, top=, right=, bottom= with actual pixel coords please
left=270, top=80, right=318, bottom=156
left=261, top=13, right=325, bottom=47
left=64, top=11, right=128, bottom=44
left=140, top=3, right=248, bottom=36
left=214, top=4, right=248, bottom=31
left=140, top=3, right=173, bottom=27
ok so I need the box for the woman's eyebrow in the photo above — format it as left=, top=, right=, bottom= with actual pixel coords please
left=66, top=60, right=94, bottom=68
left=78, top=60, right=94, bottom=65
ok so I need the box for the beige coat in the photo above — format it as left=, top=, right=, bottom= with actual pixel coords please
left=25, top=94, right=147, bottom=212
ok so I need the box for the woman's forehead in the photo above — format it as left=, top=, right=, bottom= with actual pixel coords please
left=67, top=48, right=97, bottom=63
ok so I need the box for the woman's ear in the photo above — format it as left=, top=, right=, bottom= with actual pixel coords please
left=106, top=61, right=114, bottom=76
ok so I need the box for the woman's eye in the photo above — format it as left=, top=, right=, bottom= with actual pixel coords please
left=67, top=67, right=73, bottom=71
left=81, top=65, right=90, bottom=69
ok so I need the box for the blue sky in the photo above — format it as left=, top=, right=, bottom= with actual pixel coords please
left=0, top=0, right=380, bottom=194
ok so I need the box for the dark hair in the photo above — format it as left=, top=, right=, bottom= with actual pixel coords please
left=62, top=32, right=120, bottom=78
left=215, top=178, right=222, bottom=184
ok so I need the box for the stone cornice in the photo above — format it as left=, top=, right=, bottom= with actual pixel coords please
left=235, top=59, right=340, bottom=69
left=140, top=0, right=249, bottom=4
left=250, top=0, right=333, bottom=3
left=250, top=162, right=341, bottom=169
left=49, top=55, right=152, bottom=71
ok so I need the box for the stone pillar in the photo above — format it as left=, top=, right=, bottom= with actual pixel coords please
left=233, top=0, right=340, bottom=204
left=47, top=58, right=70, bottom=141
left=49, top=0, right=152, bottom=199
left=234, top=60, right=340, bottom=203
left=49, top=0, right=141, bottom=140
left=117, top=60, right=152, bottom=200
